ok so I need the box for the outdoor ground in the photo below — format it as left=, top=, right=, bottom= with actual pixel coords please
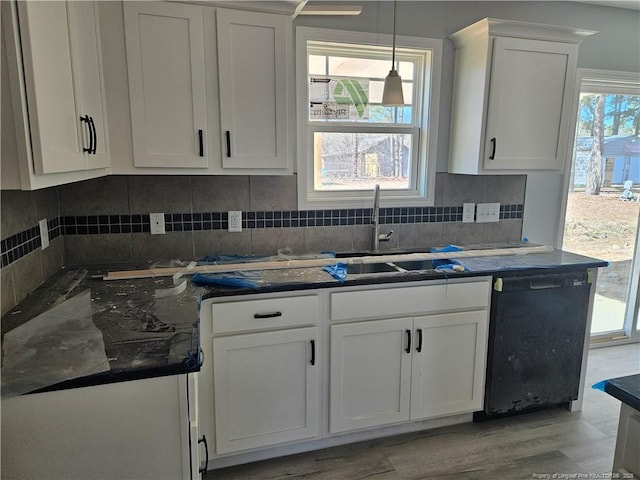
left=563, top=189, right=639, bottom=304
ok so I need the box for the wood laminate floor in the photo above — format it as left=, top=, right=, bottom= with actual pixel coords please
left=207, top=343, right=640, bottom=480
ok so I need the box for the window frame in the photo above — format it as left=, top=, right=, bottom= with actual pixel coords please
left=295, top=27, right=442, bottom=210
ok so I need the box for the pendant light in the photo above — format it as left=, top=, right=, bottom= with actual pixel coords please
left=382, top=0, right=404, bottom=106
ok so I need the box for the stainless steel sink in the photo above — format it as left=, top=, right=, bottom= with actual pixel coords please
left=345, top=263, right=400, bottom=274
left=391, top=260, right=435, bottom=271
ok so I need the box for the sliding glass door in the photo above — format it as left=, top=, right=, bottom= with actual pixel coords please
left=560, top=69, right=640, bottom=343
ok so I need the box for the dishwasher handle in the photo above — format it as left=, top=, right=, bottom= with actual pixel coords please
left=494, top=271, right=590, bottom=292
left=529, top=280, right=562, bottom=290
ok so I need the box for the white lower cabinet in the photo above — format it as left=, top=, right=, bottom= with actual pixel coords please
left=410, top=312, right=488, bottom=419
left=201, top=278, right=491, bottom=469
left=1, top=374, right=199, bottom=480
left=330, top=311, right=488, bottom=433
left=213, top=326, right=320, bottom=454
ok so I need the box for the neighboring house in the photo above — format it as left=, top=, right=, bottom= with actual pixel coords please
left=320, top=135, right=410, bottom=180
left=573, top=135, right=640, bottom=186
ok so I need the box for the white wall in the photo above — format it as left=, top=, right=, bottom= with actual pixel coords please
left=296, top=1, right=640, bottom=246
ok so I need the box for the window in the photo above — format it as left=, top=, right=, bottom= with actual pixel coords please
left=296, top=27, right=442, bottom=209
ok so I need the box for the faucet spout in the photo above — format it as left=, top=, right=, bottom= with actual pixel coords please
left=372, top=184, right=381, bottom=251
left=371, top=185, right=393, bottom=251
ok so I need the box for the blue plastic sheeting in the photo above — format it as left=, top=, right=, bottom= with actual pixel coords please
left=430, top=245, right=463, bottom=268
left=191, top=271, right=262, bottom=289
left=190, top=255, right=266, bottom=289
left=323, top=263, right=347, bottom=282
left=592, top=380, right=607, bottom=392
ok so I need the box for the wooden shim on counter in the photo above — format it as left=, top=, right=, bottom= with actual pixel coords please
left=103, top=245, right=555, bottom=280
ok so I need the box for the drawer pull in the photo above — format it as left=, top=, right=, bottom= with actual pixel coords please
left=310, top=339, right=315, bottom=365
left=416, top=328, right=423, bottom=353
left=253, top=311, right=282, bottom=319
left=405, top=329, right=411, bottom=354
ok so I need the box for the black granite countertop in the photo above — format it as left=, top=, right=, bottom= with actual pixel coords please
left=604, top=374, right=640, bottom=411
left=0, top=245, right=606, bottom=396
left=1, top=263, right=205, bottom=397
left=200, top=246, right=608, bottom=298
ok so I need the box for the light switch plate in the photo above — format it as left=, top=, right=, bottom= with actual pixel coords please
left=476, top=203, right=500, bottom=223
left=462, top=203, right=475, bottom=223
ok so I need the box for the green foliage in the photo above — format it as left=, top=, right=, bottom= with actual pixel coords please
left=579, top=94, right=640, bottom=137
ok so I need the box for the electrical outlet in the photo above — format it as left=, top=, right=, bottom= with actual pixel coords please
left=462, top=203, right=475, bottom=223
left=476, top=203, right=500, bottom=223
left=228, top=211, right=242, bottom=232
left=39, top=219, right=49, bottom=249
left=150, top=213, right=166, bottom=234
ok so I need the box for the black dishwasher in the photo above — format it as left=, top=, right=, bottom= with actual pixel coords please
left=474, top=270, right=592, bottom=420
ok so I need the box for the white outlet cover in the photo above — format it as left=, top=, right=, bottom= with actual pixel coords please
left=462, top=203, right=475, bottom=223
left=228, top=211, right=242, bottom=232
left=149, top=213, right=166, bottom=235
left=39, top=219, right=49, bottom=249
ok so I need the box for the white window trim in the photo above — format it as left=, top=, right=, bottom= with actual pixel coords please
left=295, top=27, right=442, bottom=210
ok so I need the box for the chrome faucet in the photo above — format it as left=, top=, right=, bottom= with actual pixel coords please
left=371, top=184, right=393, bottom=251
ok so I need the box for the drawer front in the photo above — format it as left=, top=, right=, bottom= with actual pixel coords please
left=212, top=295, right=320, bottom=334
left=330, top=280, right=490, bottom=321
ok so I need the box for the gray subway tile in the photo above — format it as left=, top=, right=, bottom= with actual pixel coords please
left=58, top=175, right=129, bottom=215
left=443, top=174, right=487, bottom=205
left=11, top=249, right=44, bottom=304
left=194, top=230, right=252, bottom=258
left=304, top=226, right=353, bottom=253
left=482, top=219, right=523, bottom=244
left=131, top=232, right=194, bottom=262
left=1, top=190, right=36, bottom=238
left=484, top=175, right=526, bottom=204
left=33, top=186, right=59, bottom=221
left=250, top=228, right=305, bottom=255
left=434, top=172, right=446, bottom=206
left=442, top=222, right=486, bottom=246
left=40, top=237, right=65, bottom=279
left=1, top=265, right=16, bottom=316
left=398, top=223, right=443, bottom=249
left=249, top=175, right=297, bottom=211
left=192, top=176, right=250, bottom=212
left=128, top=176, right=192, bottom=213
left=65, top=234, right=133, bottom=265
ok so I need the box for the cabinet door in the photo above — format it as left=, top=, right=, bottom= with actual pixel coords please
left=124, top=2, right=208, bottom=168
left=216, top=9, right=290, bottom=170
left=17, top=1, right=87, bottom=174
left=213, top=327, right=319, bottom=454
left=330, top=318, right=413, bottom=433
left=483, top=37, right=577, bottom=170
left=410, top=311, right=488, bottom=420
left=68, top=1, right=109, bottom=170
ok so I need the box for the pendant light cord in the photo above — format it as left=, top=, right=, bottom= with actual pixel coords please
left=391, top=0, right=397, bottom=68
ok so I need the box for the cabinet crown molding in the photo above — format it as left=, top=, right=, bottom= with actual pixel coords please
left=449, top=17, right=597, bottom=47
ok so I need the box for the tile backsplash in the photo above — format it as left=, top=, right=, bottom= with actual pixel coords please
left=0, top=172, right=526, bottom=315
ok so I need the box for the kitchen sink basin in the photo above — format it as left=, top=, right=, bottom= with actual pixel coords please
left=345, top=263, right=400, bottom=274
left=391, top=260, right=435, bottom=271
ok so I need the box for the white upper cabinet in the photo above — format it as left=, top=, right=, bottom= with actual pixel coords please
left=448, top=18, right=595, bottom=175
left=119, top=3, right=292, bottom=174
left=2, top=0, right=110, bottom=190
left=216, top=8, right=291, bottom=172
left=124, top=2, right=208, bottom=168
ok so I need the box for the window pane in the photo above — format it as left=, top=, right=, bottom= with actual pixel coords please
left=309, top=77, right=413, bottom=124
left=328, top=56, right=390, bottom=78
left=314, top=132, right=412, bottom=191
left=309, top=54, right=326, bottom=75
